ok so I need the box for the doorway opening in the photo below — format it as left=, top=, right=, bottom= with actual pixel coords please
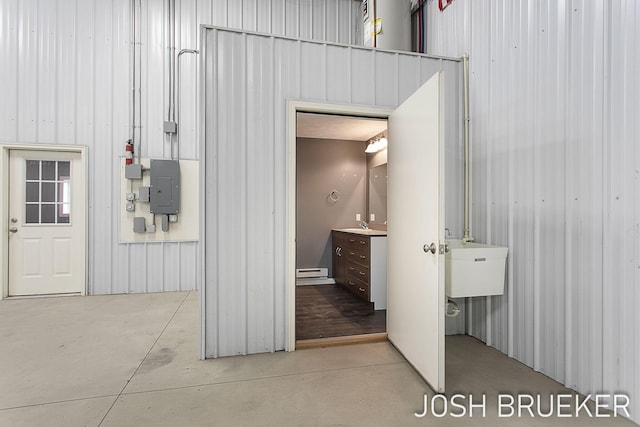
left=287, top=72, right=446, bottom=393
left=294, top=111, right=389, bottom=348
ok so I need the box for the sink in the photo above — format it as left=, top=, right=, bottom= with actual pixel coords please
left=334, top=228, right=387, bottom=236
left=445, top=239, right=508, bottom=298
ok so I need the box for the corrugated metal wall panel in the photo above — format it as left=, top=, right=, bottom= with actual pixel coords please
left=0, top=0, right=18, bottom=142
left=427, top=0, right=640, bottom=421
left=245, top=34, right=277, bottom=354
left=326, top=45, right=351, bottom=103
left=37, top=0, right=57, bottom=145
left=350, top=49, right=375, bottom=105
left=203, top=27, right=464, bottom=357
left=3, top=0, right=360, bottom=297
left=216, top=30, right=250, bottom=355
left=17, top=0, right=39, bottom=143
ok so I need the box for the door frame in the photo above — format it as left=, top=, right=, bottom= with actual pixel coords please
left=0, top=144, right=88, bottom=299
left=286, top=101, right=393, bottom=351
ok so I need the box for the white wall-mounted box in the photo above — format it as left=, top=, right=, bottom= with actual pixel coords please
left=445, top=240, right=508, bottom=298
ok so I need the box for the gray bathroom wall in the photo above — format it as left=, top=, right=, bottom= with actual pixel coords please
left=296, top=138, right=366, bottom=276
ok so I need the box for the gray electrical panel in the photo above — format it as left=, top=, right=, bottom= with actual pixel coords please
left=150, top=159, right=180, bottom=214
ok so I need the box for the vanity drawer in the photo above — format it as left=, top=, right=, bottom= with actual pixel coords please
left=346, top=261, right=370, bottom=282
left=345, top=277, right=370, bottom=301
left=346, top=246, right=369, bottom=266
left=345, top=235, right=370, bottom=249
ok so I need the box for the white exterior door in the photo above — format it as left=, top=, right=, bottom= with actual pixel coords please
left=387, top=72, right=445, bottom=392
left=8, top=150, right=86, bottom=296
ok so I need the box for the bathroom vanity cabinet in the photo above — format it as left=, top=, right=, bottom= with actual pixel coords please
left=332, top=229, right=387, bottom=310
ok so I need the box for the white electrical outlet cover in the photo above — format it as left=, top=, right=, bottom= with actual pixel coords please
left=356, top=213, right=361, bottom=221
left=370, top=213, right=376, bottom=221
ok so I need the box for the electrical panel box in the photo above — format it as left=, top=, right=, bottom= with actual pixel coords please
left=125, top=164, right=143, bottom=180
left=163, top=121, right=177, bottom=134
left=138, top=186, right=150, bottom=203
left=133, top=217, right=146, bottom=233
left=150, top=159, right=180, bottom=215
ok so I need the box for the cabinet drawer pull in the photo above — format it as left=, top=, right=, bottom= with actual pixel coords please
left=349, top=251, right=355, bottom=256
left=359, top=240, right=366, bottom=245
left=358, top=287, right=365, bottom=292
left=349, top=267, right=355, bottom=271
left=360, top=255, right=366, bottom=259
left=349, top=239, right=355, bottom=242
left=348, top=281, right=355, bottom=286
left=359, top=271, right=366, bottom=276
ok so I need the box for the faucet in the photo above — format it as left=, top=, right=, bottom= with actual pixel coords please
left=358, top=221, right=369, bottom=230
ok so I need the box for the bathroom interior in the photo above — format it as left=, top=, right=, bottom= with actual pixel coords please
left=295, top=112, right=390, bottom=342
left=295, top=111, right=509, bottom=345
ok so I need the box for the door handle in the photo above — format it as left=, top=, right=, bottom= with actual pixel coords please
left=423, top=243, right=436, bottom=254
left=9, top=227, right=18, bottom=233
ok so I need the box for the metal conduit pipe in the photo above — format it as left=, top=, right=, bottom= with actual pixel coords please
left=167, top=0, right=176, bottom=159
left=166, top=0, right=173, bottom=122
left=131, top=0, right=136, bottom=156
left=133, top=0, right=143, bottom=164
left=462, top=53, right=474, bottom=242
left=175, top=49, right=199, bottom=161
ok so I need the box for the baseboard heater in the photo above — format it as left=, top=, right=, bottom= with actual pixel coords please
left=295, top=268, right=335, bottom=286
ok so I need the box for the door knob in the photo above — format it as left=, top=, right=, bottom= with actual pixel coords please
left=423, top=243, right=436, bottom=254
left=9, top=227, right=18, bottom=233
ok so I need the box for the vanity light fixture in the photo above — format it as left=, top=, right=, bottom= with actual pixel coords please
left=365, top=140, right=378, bottom=153
left=365, top=133, right=388, bottom=154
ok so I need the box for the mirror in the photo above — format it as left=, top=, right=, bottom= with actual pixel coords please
left=368, top=162, right=387, bottom=226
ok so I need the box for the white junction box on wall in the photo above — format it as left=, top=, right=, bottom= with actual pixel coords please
left=119, top=158, right=199, bottom=242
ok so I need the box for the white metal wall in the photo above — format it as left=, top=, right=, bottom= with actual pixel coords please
left=427, top=0, right=640, bottom=422
left=0, top=0, right=360, bottom=294
left=203, top=27, right=464, bottom=357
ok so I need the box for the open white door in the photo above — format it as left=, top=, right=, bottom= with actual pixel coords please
left=387, top=71, right=445, bottom=392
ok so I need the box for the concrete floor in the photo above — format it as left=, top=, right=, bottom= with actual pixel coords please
left=0, top=291, right=636, bottom=427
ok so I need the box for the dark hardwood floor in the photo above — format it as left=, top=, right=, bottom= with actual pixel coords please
left=295, top=284, right=386, bottom=341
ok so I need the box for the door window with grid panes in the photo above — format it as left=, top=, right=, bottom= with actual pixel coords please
left=25, top=160, right=71, bottom=225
